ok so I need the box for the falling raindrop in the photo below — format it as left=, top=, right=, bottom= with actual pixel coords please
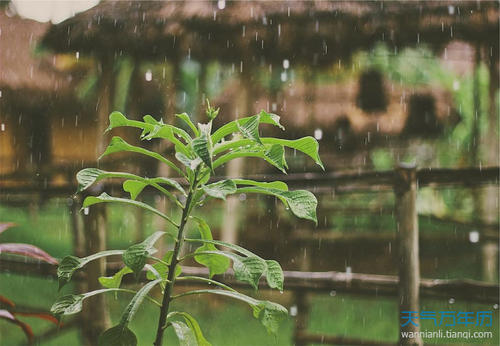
left=0, top=123, right=5, bottom=132
left=145, top=69, right=152, bottom=81
left=75, top=51, right=80, bottom=60
left=468, top=231, right=479, bottom=243
left=217, top=0, right=225, bottom=10
left=280, top=71, right=287, bottom=82
left=283, top=59, right=290, bottom=69
left=448, top=298, right=455, bottom=304
left=83, top=207, right=89, bottom=215
left=289, top=305, right=298, bottom=316
left=314, top=128, right=323, bottom=140
left=453, top=80, right=460, bottom=90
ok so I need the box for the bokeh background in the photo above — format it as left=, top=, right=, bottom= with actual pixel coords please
left=0, top=1, right=499, bottom=345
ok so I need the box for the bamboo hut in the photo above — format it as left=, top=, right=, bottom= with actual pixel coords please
left=0, top=11, right=87, bottom=177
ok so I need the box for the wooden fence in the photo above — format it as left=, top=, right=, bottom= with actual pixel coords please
left=0, top=165, right=498, bottom=345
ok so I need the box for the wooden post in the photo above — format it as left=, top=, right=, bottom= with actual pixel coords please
left=394, top=163, right=422, bottom=346
left=220, top=67, right=253, bottom=245
left=82, top=190, right=109, bottom=345
left=79, top=56, right=113, bottom=345
left=293, top=289, right=309, bottom=346
left=293, top=227, right=313, bottom=346
left=480, top=46, right=499, bottom=283
left=69, top=196, right=85, bottom=258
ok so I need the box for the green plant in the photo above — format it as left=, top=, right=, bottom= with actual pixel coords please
left=0, top=222, right=60, bottom=344
left=50, top=103, right=323, bottom=345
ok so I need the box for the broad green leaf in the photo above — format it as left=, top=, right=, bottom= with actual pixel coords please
left=50, top=294, right=84, bottom=316
left=212, top=144, right=287, bottom=173
left=214, top=136, right=323, bottom=169
left=123, top=180, right=147, bottom=200
left=107, top=111, right=134, bottom=130
left=175, top=152, right=202, bottom=170
left=185, top=238, right=254, bottom=258
left=176, top=113, right=199, bottom=136
left=232, top=179, right=288, bottom=191
left=98, top=325, right=137, bottom=346
left=186, top=238, right=283, bottom=291
left=252, top=300, right=288, bottom=335
left=56, top=256, right=81, bottom=289
left=237, top=114, right=262, bottom=144
left=99, top=136, right=184, bottom=176
left=76, top=168, right=106, bottom=192
left=123, top=232, right=165, bottom=276
left=52, top=289, right=119, bottom=316
left=57, top=250, right=124, bottom=289
left=142, top=115, right=192, bottom=145
left=146, top=251, right=182, bottom=281
left=194, top=244, right=230, bottom=279
left=150, top=177, right=185, bottom=194
left=264, top=144, right=287, bottom=172
left=212, top=110, right=284, bottom=144
left=83, top=193, right=178, bottom=227
left=236, top=187, right=318, bottom=224
left=99, top=267, right=133, bottom=289
left=76, top=168, right=140, bottom=193
left=264, top=136, right=324, bottom=169
left=76, top=168, right=185, bottom=196
left=190, top=217, right=230, bottom=278
left=264, top=260, right=284, bottom=292
left=168, top=312, right=211, bottom=346
left=52, top=288, right=159, bottom=319
left=233, top=256, right=266, bottom=290
left=202, top=180, right=237, bottom=200
left=172, top=289, right=287, bottom=335
left=192, top=125, right=213, bottom=171
left=119, top=279, right=162, bottom=326
left=191, top=249, right=264, bottom=289
left=171, top=321, right=197, bottom=346
left=122, top=244, right=150, bottom=277
left=107, top=111, right=191, bottom=145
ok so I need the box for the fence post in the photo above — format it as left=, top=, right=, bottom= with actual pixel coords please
left=394, top=163, right=422, bottom=346
left=293, top=289, right=309, bottom=346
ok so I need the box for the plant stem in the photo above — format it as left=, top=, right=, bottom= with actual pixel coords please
left=153, top=172, right=197, bottom=346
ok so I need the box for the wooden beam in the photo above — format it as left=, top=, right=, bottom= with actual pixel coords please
left=1, top=167, right=498, bottom=198
left=1, top=259, right=497, bottom=304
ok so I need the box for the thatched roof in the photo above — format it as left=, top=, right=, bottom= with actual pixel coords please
left=41, top=1, right=498, bottom=67
left=0, top=11, right=69, bottom=92
left=0, top=10, right=78, bottom=111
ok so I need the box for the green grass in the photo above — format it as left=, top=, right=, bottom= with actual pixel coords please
left=1, top=198, right=498, bottom=345
left=1, top=274, right=497, bottom=345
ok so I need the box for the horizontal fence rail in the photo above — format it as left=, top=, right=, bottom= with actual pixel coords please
left=0, top=258, right=497, bottom=304
left=0, top=167, right=498, bottom=199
